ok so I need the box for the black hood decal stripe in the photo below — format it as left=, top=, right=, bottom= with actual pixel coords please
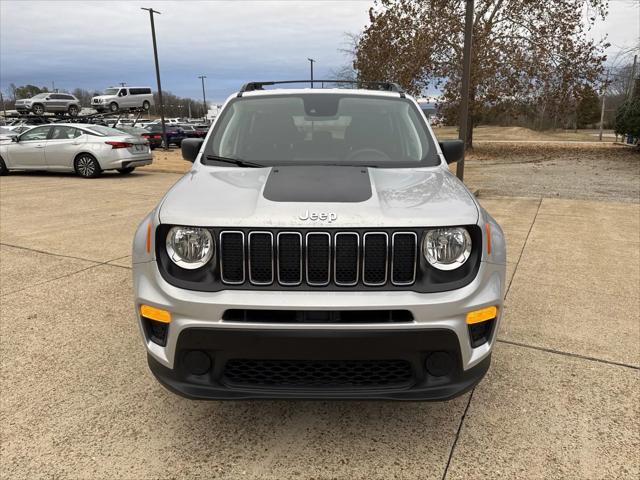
left=263, top=166, right=373, bottom=203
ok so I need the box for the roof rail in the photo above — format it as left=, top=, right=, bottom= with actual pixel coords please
left=237, top=80, right=405, bottom=97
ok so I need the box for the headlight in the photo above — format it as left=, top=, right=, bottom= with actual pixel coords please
left=166, top=226, right=214, bottom=269
left=423, top=227, right=472, bottom=271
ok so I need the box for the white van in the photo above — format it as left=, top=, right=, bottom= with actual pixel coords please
left=91, top=87, right=155, bottom=113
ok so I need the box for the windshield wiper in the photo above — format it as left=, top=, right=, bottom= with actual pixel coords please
left=205, top=154, right=264, bottom=168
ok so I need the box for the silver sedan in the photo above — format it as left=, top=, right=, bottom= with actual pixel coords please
left=0, top=123, right=153, bottom=178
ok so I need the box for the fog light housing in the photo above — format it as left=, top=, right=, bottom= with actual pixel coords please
left=425, top=351, right=454, bottom=377
left=184, top=350, right=212, bottom=375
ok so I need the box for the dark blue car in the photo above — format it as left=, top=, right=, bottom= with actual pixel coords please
left=146, top=124, right=186, bottom=147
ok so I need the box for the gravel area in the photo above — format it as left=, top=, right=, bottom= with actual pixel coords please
left=462, top=143, right=640, bottom=203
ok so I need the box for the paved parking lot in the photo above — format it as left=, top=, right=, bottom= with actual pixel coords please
left=1, top=169, right=638, bottom=479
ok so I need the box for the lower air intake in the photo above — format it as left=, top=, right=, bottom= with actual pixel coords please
left=222, top=359, right=413, bottom=389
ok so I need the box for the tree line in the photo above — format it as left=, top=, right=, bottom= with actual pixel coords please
left=2, top=84, right=208, bottom=118
left=343, top=0, right=638, bottom=146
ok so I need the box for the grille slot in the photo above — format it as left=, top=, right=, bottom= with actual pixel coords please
left=248, top=232, right=274, bottom=285
left=277, top=232, right=302, bottom=285
left=334, top=233, right=359, bottom=286
left=219, top=231, right=245, bottom=284
left=306, top=232, right=331, bottom=286
left=222, top=359, right=413, bottom=389
left=363, top=232, right=388, bottom=286
left=391, top=232, right=417, bottom=285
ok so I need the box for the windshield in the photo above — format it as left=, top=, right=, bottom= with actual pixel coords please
left=86, top=125, right=127, bottom=136
left=204, top=94, right=437, bottom=167
left=32, top=93, right=48, bottom=99
left=103, top=88, right=119, bottom=95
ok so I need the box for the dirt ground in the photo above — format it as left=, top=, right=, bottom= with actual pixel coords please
left=463, top=143, right=640, bottom=203
left=433, top=125, right=616, bottom=142
left=145, top=142, right=639, bottom=203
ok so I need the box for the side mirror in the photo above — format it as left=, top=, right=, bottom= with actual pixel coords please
left=11, top=135, right=19, bottom=142
left=181, top=138, right=204, bottom=163
left=439, top=140, right=465, bottom=164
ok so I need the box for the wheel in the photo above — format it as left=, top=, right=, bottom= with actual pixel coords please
left=0, top=156, right=8, bottom=175
left=68, top=105, right=79, bottom=116
left=74, top=154, right=101, bottom=178
left=142, top=101, right=150, bottom=111
left=109, top=102, right=119, bottom=113
left=32, top=104, right=45, bottom=115
left=117, top=167, right=135, bottom=174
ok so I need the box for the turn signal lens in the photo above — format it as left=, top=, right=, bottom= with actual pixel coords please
left=466, top=306, right=498, bottom=324
left=140, top=304, right=171, bottom=323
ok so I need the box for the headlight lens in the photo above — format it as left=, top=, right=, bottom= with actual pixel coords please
left=166, top=226, right=214, bottom=270
left=423, top=227, right=472, bottom=270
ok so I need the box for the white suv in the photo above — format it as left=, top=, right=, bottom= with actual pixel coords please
left=92, top=87, right=154, bottom=113
left=132, top=80, right=507, bottom=401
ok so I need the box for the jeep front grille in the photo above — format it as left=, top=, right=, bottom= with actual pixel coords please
left=218, top=230, right=417, bottom=287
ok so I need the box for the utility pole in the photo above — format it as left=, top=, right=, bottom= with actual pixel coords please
left=141, top=7, right=168, bottom=150
left=119, top=82, right=127, bottom=87
left=198, top=75, right=207, bottom=121
left=598, top=69, right=609, bottom=142
left=308, top=58, right=316, bottom=88
left=0, top=91, right=6, bottom=120
left=188, top=101, right=192, bottom=119
left=457, top=0, right=474, bottom=181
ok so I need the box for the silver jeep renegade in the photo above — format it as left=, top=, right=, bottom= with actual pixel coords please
left=132, top=81, right=506, bottom=400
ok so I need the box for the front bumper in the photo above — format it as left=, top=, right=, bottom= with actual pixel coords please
left=133, top=259, right=505, bottom=399
left=148, top=328, right=491, bottom=400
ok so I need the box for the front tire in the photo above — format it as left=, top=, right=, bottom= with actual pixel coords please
left=32, top=104, right=45, bottom=115
left=68, top=105, right=79, bottom=116
left=117, top=167, right=135, bottom=174
left=0, top=156, right=8, bottom=175
left=74, top=154, right=101, bottom=178
left=142, top=100, right=150, bottom=111
left=109, top=102, right=119, bottom=113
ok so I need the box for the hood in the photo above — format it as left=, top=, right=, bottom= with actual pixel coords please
left=159, top=165, right=479, bottom=228
left=92, top=95, right=114, bottom=101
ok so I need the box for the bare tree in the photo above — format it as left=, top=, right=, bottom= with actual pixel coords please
left=354, top=0, right=610, bottom=146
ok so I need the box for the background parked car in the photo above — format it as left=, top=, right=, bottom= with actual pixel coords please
left=92, top=87, right=154, bottom=113
left=178, top=124, right=199, bottom=138
left=193, top=124, right=209, bottom=137
left=179, top=124, right=208, bottom=138
left=145, top=124, right=185, bottom=147
left=0, top=123, right=152, bottom=178
left=15, top=93, right=81, bottom=116
left=116, top=125, right=162, bottom=149
left=0, top=127, right=17, bottom=142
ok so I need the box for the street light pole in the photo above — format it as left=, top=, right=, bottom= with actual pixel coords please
left=456, top=0, right=474, bottom=181
left=198, top=75, right=207, bottom=121
left=141, top=7, right=168, bottom=150
left=307, top=58, right=316, bottom=88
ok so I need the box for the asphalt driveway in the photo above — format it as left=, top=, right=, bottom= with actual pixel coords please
left=1, top=170, right=638, bottom=479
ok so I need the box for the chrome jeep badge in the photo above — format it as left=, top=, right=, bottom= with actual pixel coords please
left=299, top=210, right=337, bottom=223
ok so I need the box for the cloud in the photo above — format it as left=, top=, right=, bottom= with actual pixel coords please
left=2, top=0, right=637, bottom=102
left=0, top=0, right=371, bottom=101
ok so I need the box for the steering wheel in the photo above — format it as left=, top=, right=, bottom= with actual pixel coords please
left=345, top=148, right=392, bottom=164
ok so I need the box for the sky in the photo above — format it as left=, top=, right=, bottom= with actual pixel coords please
left=1, top=0, right=638, bottom=104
